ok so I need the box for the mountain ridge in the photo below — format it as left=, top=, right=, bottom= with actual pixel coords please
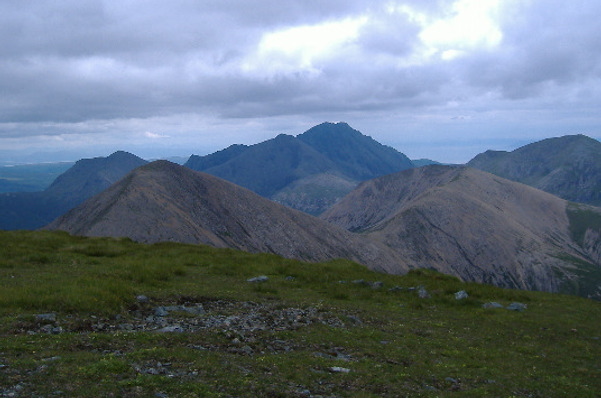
left=0, top=151, right=147, bottom=230
left=184, top=122, right=413, bottom=215
left=322, top=165, right=601, bottom=298
left=468, top=134, right=601, bottom=206
left=46, top=160, right=404, bottom=270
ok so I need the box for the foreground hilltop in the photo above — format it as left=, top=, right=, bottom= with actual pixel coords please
left=468, top=134, right=601, bottom=206
left=1, top=230, right=599, bottom=396
left=322, top=165, right=601, bottom=298
left=46, top=160, right=403, bottom=269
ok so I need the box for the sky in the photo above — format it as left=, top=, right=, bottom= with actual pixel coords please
left=1, top=0, right=600, bottom=164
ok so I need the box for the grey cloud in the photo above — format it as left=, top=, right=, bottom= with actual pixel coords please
left=0, top=0, right=600, bottom=163
left=461, top=1, right=601, bottom=99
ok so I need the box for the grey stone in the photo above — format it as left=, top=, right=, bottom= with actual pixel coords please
left=370, top=281, right=384, bottom=289
left=418, top=287, right=430, bottom=299
left=455, top=290, right=469, bottom=300
left=482, top=302, right=504, bottom=309
left=328, top=366, right=351, bottom=373
left=155, top=325, right=184, bottom=333
left=154, top=307, right=169, bottom=317
left=247, top=275, right=269, bottom=283
left=36, top=313, right=57, bottom=322
left=136, top=295, right=149, bottom=303
left=506, top=302, right=527, bottom=311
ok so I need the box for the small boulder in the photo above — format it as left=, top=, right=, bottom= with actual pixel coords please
left=506, top=302, right=527, bottom=312
left=247, top=275, right=269, bottom=283
left=328, top=366, right=351, bottom=373
left=136, top=295, right=149, bottom=303
left=418, top=287, right=430, bottom=299
left=36, top=313, right=57, bottom=323
left=482, top=302, right=504, bottom=309
left=454, top=290, right=469, bottom=300
left=370, top=281, right=384, bottom=289
left=154, top=307, right=170, bottom=317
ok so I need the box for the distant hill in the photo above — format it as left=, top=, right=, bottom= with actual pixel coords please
left=0, top=162, right=73, bottom=193
left=0, top=151, right=147, bottom=230
left=321, top=165, right=601, bottom=298
left=467, top=134, right=601, bottom=206
left=46, top=160, right=403, bottom=269
left=411, top=159, right=443, bottom=167
left=185, top=122, right=413, bottom=215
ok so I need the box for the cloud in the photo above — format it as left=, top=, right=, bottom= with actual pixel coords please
left=0, top=0, right=600, bottom=163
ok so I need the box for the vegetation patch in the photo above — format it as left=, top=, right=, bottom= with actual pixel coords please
left=1, top=230, right=600, bottom=397
left=567, top=203, right=601, bottom=247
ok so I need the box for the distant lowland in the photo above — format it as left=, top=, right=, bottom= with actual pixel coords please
left=2, top=122, right=601, bottom=299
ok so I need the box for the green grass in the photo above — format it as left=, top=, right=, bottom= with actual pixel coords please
left=567, top=203, right=601, bottom=247
left=1, top=230, right=600, bottom=397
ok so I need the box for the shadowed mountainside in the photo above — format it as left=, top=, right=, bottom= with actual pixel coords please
left=46, top=160, right=404, bottom=269
left=468, top=134, right=601, bottom=206
left=0, top=151, right=147, bottom=230
left=322, top=165, right=601, bottom=298
left=185, top=122, right=413, bottom=215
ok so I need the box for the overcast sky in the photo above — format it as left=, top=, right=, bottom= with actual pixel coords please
left=1, top=0, right=600, bottom=163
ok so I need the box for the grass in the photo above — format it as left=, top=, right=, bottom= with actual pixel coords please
left=567, top=203, right=601, bottom=247
left=1, top=230, right=600, bottom=397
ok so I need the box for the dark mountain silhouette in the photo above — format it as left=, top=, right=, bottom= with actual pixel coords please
left=322, top=165, right=601, bottom=298
left=0, top=151, right=147, bottom=230
left=46, top=161, right=403, bottom=269
left=296, top=122, right=413, bottom=180
left=468, top=134, right=601, bottom=206
left=185, top=122, right=413, bottom=215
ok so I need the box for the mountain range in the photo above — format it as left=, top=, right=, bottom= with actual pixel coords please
left=468, top=134, right=601, bottom=206
left=185, top=122, right=413, bottom=215
left=3, top=122, right=601, bottom=299
left=46, top=160, right=601, bottom=299
left=322, top=165, right=601, bottom=298
left=0, top=151, right=147, bottom=229
left=45, top=160, right=403, bottom=270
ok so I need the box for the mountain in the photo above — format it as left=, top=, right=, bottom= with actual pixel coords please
left=0, top=151, right=147, bottom=230
left=321, top=165, right=601, bottom=298
left=467, top=134, right=601, bottom=206
left=184, top=122, right=413, bottom=215
left=296, top=122, right=414, bottom=180
left=46, top=160, right=403, bottom=269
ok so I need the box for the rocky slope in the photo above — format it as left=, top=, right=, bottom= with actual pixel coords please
left=468, top=134, right=601, bottom=206
left=185, top=122, right=413, bottom=215
left=322, top=165, right=601, bottom=298
left=46, top=161, right=403, bottom=269
left=0, top=151, right=147, bottom=230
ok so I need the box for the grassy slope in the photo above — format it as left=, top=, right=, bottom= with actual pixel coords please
left=1, top=231, right=600, bottom=397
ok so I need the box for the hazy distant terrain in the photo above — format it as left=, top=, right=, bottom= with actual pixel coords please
left=468, top=134, right=601, bottom=206
left=0, top=162, right=73, bottom=193
left=0, top=152, right=146, bottom=230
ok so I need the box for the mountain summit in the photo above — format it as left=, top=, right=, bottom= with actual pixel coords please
left=0, top=151, right=147, bottom=230
left=468, top=134, right=601, bottom=206
left=185, top=122, right=413, bottom=215
left=46, top=160, right=403, bottom=269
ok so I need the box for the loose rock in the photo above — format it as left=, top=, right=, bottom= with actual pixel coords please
left=482, top=302, right=504, bottom=309
left=506, top=302, right=527, bottom=312
left=247, top=275, right=269, bottom=283
left=454, top=290, right=468, bottom=300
